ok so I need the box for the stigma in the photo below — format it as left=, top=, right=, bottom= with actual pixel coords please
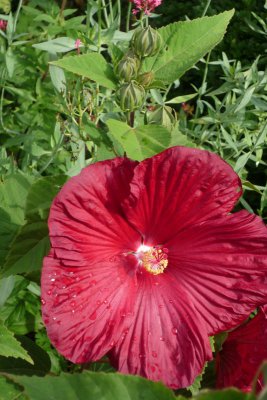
left=137, top=245, right=168, bottom=275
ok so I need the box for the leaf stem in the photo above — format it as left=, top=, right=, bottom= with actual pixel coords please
left=126, top=2, right=132, bottom=32
left=202, top=0, right=212, bottom=17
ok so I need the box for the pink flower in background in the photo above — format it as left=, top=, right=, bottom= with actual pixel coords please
left=75, top=39, right=81, bottom=54
left=41, top=147, right=267, bottom=389
left=216, top=306, right=267, bottom=392
left=130, top=0, right=162, bottom=15
left=0, top=20, right=7, bottom=31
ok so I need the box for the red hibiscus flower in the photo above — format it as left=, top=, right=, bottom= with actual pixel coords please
left=216, top=306, right=267, bottom=392
left=41, top=146, right=267, bottom=389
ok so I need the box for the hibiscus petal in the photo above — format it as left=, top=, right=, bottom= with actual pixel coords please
left=109, top=272, right=212, bottom=389
left=167, top=210, right=267, bottom=334
left=49, top=158, right=141, bottom=264
left=216, top=306, right=267, bottom=391
left=123, top=146, right=242, bottom=244
left=41, top=253, right=139, bottom=363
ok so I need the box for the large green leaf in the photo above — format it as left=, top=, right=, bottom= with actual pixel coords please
left=1, top=221, right=50, bottom=277
left=25, top=175, right=67, bottom=221
left=0, top=336, right=51, bottom=376
left=1, top=175, right=67, bottom=277
left=0, top=375, right=26, bottom=400
left=0, top=174, right=34, bottom=266
left=14, top=371, right=176, bottom=400
left=51, top=53, right=117, bottom=89
left=143, top=10, right=234, bottom=84
left=0, top=320, right=32, bottom=364
left=195, top=389, right=254, bottom=400
left=107, top=120, right=171, bottom=161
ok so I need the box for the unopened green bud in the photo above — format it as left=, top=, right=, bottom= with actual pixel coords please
left=132, top=26, right=162, bottom=58
left=137, top=71, right=154, bottom=87
left=116, top=56, right=140, bottom=82
left=117, top=81, right=145, bottom=112
left=146, top=105, right=177, bottom=130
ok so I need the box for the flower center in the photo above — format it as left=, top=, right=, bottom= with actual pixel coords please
left=137, top=245, right=168, bottom=275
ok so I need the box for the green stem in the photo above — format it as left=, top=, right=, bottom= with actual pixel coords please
left=126, top=2, right=132, bottom=32
left=109, top=0, right=114, bottom=23
left=195, top=51, right=211, bottom=119
left=86, top=0, right=91, bottom=39
left=102, top=0, right=110, bottom=28
left=202, top=0, right=212, bottom=17
left=117, top=0, right=121, bottom=30
left=13, top=0, right=23, bottom=37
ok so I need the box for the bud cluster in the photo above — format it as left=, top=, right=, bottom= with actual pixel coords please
left=115, top=26, right=162, bottom=112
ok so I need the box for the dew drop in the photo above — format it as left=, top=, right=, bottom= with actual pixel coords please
left=152, top=351, right=157, bottom=358
left=96, top=300, right=101, bottom=305
left=159, top=337, right=165, bottom=341
left=139, top=354, right=146, bottom=358
left=110, top=340, right=115, bottom=347
left=41, top=298, right=46, bottom=305
left=47, top=290, right=52, bottom=296
left=169, top=299, right=173, bottom=304
left=70, top=301, right=76, bottom=308
left=50, top=278, right=56, bottom=282
left=52, top=316, right=57, bottom=321
left=172, top=327, right=178, bottom=335
left=159, top=304, right=164, bottom=309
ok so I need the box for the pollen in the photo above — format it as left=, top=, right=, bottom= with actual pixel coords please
left=138, top=245, right=168, bottom=275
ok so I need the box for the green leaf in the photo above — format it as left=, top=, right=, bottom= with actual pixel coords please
left=107, top=120, right=171, bottom=161
left=195, top=389, right=254, bottom=400
left=0, top=320, right=32, bottom=364
left=0, top=335, right=50, bottom=376
left=25, top=175, right=67, bottom=221
left=165, top=93, right=197, bottom=104
left=14, top=371, right=176, bottom=400
left=0, top=173, right=34, bottom=225
left=51, top=53, right=117, bottom=89
left=0, top=277, right=15, bottom=307
left=0, top=174, right=34, bottom=266
left=0, top=375, right=25, bottom=400
left=1, top=221, right=50, bottom=277
left=143, top=10, right=235, bottom=84
left=33, top=37, right=79, bottom=53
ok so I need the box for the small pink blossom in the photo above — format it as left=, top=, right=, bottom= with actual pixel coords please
left=75, top=39, right=81, bottom=54
left=130, top=0, right=162, bottom=15
left=0, top=20, right=7, bottom=31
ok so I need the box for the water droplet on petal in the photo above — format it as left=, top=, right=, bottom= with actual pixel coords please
left=139, top=354, right=146, bottom=358
left=41, top=298, right=46, bottom=305
left=172, top=327, right=178, bottom=335
left=159, top=337, right=165, bottom=341
left=47, top=290, right=52, bottom=296
left=152, top=351, right=157, bottom=358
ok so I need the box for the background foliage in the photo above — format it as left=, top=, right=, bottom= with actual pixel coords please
left=0, top=0, right=266, bottom=398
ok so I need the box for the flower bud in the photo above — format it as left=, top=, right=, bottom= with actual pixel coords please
left=116, top=56, right=140, bottom=82
left=137, top=71, right=154, bottom=88
left=117, top=81, right=145, bottom=112
left=132, top=26, right=162, bottom=58
left=146, top=105, right=177, bottom=130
